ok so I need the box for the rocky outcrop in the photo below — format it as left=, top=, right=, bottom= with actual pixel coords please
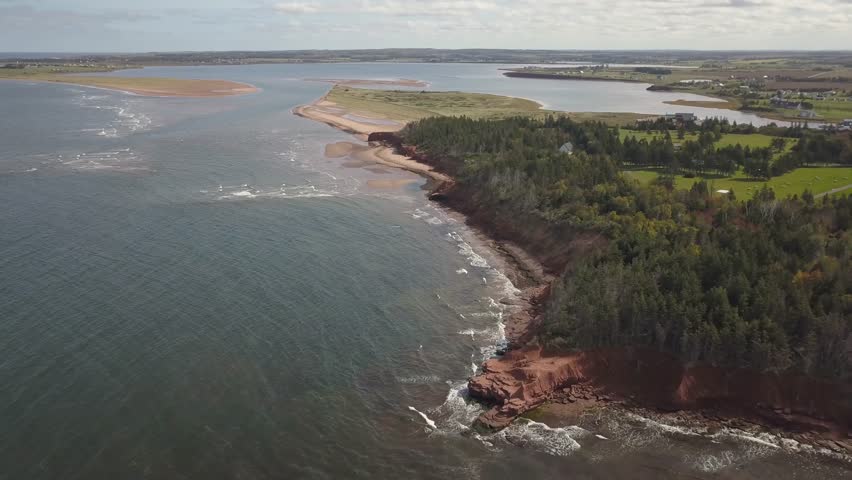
left=469, top=348, right=585, bottom=428
left=469, top=347, right=852, bottom=436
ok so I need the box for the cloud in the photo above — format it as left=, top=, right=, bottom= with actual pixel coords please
left=2, top=0, right=851, bottom=51
left=702, top=0, right=761, bottom=7
left=274, top=2, right=320, bottom=14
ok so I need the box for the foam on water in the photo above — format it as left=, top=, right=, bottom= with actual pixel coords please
left=396, top=375, right=442, bottom=385
left=73, top=94, right=154, bottom=138
left=448, top=232, right=490, bottom=268
left=496, top=419, right=588, bottom=456
left=214, top=183, right=341, bottom=201
left=433, top=381, right=484, bottom=434
left=408, top=406, right=437, bottom=430
left=60, top=148, right=145, bottom=172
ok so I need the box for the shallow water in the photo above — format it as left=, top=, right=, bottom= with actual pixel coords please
left=0, top=66, right=848, bottom=479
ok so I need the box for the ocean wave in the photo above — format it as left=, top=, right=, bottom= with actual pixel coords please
left=434, top=381, right=483, bottom=434
left=448, top=232, right=490, bottom=268
left=396, top=375, right=442, bottom=385
left=60, top=149, right=144, bottom=172
left=214, top=183, right=341, bottom=201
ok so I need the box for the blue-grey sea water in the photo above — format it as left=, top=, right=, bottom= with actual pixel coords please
left=0, top=64, right=847, bottom=479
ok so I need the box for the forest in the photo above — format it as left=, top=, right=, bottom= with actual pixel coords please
left=400, top=116, right=852, bottom=379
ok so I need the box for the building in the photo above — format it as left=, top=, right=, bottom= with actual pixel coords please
left=770, top=96, right=800, bottom=109
left=663, top=113, right=697, bottom=123
left=559, top=142, right=574, bottom=155
left=841, top=119, right=852, bottom=127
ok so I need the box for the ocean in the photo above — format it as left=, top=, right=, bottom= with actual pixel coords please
left=0, top=64, right=848, bottom=479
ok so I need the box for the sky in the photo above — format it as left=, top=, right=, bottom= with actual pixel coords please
left=1, top=0, right=851, bottom=52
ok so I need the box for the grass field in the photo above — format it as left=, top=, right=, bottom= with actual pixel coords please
left=747, top=98, right=852, bottom=122
left=326, top=86, right=545, bottom=121
left=812, top=99, right=852, bottom=122
left=619, top=130, right=788, bottom=151
left=624, top=166, right=852, bottom=199
left=663, top=99, right=740, bottom=110
left=0, top=65, right=124, bottom=78
left=325, top=86, right=647, bottom=125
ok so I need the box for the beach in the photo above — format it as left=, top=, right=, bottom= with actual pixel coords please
left=296, top=88, right=452, bottom=183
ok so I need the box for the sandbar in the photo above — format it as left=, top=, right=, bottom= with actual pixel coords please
left=13, top=75, right=260, bottom=98
left=305, top=78, right=429, bottom=88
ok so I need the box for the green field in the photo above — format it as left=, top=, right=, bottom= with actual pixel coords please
left=746, top=98, right=852, bottom=122
left=327, top=86, right=545, bottom=121
left=625, top=166, right=852, bottom=199
left=0, top=64, right=127, bottom=79
left=326, top=86, right=646, bottom=125
left=811, top=99, right=852, bottom=122
left=619, top=130, right=788, bottom=151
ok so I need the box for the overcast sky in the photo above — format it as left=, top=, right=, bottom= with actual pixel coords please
left=1, top=0, right=851, bottom=52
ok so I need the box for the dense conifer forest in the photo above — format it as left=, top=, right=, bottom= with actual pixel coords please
left=401, top=116, right=852, bottom=379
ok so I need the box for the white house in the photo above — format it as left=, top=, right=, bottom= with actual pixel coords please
left=559, top=142, right=574, bottom=155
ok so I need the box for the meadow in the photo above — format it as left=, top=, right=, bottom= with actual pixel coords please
left=625, top=166, right=852, bottom=199
left=326, top=86, right=645, bottom=124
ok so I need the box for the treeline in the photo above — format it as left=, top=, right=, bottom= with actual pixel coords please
left=634, top=67, right=672, bottom=75
left=400, top=116, right=852, bottom=379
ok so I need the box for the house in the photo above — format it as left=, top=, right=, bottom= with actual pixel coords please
left=663, top=112, right=697, bottom=123
left=770, top=96, right=801, bottom=109
left=799, top=110, right=818, bottom=119
left=559, top=142, right=574, bottom=155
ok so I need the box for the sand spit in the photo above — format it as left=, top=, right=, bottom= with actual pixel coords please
left=304, top=78, right=429, bottom=88
left=10, top=76, right=260, bottom=98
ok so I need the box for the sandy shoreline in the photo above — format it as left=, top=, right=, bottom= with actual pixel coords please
left=294, top=90, right=453, bottom=183
left=294, top=86, right=550, bottom=344
left=304, top=78, right=429, bottom=88
left=4, top=76, right=260, bottom=98
left=293, top=99, right=404, bottom=140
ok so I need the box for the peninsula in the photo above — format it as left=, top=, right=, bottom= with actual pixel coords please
left=295, top=82, right=852, bottom=456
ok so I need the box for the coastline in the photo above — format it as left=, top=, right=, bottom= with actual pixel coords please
left=293, top=87, right=555, bottom=344
left=293, top=88, right=852, bottom=459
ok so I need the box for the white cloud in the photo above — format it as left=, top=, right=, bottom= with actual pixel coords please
left=274, top=2, right=320, bottom=14
left=3, top=0, right=851, bottom=51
